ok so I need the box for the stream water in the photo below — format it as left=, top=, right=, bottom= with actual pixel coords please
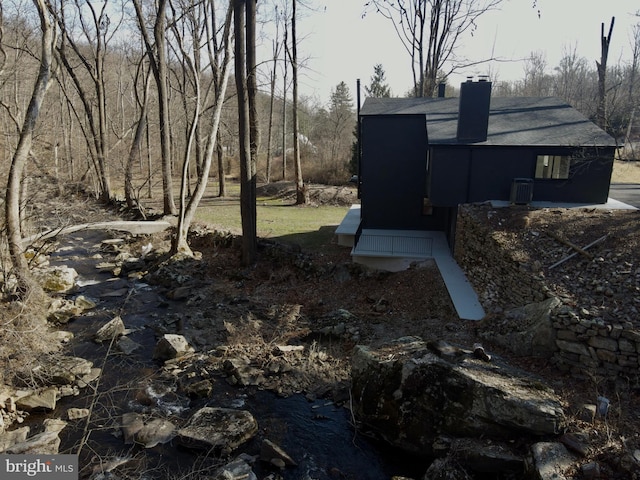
left=39, top=230, right=424, bottom=480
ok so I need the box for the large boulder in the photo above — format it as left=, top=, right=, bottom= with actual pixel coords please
left=351, top=337, right=565, bottom=456
left=176, top=407, right=258, bottom=453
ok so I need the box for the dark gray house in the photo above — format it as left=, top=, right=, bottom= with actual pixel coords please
left=335, top=79, right=616, bottom=318
left=354, top=79, right=616, bottom=241
left=336, top=79, right=616, bottom=275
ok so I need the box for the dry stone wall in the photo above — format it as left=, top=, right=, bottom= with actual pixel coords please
left=454, top=204, right=640, bottom=384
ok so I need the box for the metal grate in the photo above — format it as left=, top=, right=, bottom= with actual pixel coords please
left=510, top=178, right=534, bottom=205
left=354, top=231, right=433, bottom=257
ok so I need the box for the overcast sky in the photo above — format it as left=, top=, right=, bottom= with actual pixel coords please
left=283, top=0, right=638, bottom=104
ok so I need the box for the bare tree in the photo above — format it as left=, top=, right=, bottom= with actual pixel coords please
left=203, top=0, right=230, bottom=197
left=125, top=62, right=151, bottom=213
left=265, top=3, right=284, bottom=183
left=172, top=0, right=234, bottom=254
left=522, top=51, right=551, bottom=96
left=623, top=24, right=640, bottom=157
left=365, top=0, right=504, bottom=97
left=235, top=0, right=257, bottom=265
left=133, top=0, right=177, bottom=215
left=281, top=9, right=288, bottom=180
left=48, top=0, right=123, bottom=202
left=290, top=0, right=307, bottom=204
left=5, top=0, right=55, bottom=298
left=552, top=45, right=591, bottom=111
left=596, top=17, right=615, bottom=130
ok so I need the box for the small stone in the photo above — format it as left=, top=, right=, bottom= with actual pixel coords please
left=67, top=408, right=90, bottom=420
left=94, top=316, right=126, bottom=343
left=270, top=458, right=285, bottom=469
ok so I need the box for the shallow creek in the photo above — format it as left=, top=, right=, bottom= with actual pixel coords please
left=37, top=230, right=423, bottom=480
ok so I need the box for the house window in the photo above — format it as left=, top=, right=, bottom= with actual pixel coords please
left=535, top=155, right=571, bottom=179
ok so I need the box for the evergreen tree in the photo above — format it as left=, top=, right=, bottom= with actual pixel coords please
left=365, top=63, right=391, bottom=98
left=328, top=82, right=355, bottom=176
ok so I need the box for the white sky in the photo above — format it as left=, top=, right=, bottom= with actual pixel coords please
left=284, top=0, right=638, bottom=104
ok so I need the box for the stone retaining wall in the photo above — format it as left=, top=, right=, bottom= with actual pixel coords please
left=454, top=204, right=640, bottom=384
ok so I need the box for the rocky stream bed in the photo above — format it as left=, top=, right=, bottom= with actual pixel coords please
left=0, top=188, right=640, bottom=479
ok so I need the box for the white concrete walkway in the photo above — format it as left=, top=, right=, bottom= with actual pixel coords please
left=335, top=206, right=485, bottom=321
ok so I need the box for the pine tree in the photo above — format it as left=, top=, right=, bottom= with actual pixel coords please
left=365, top=64, right=391, bottom=98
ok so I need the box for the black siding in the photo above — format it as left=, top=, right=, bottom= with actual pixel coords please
left=429, top=146, right=615, bottom=206
left=360, top=115, right=446, bottom=230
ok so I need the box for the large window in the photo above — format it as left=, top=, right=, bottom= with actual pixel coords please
left=535, top=155, right=571, bottom=179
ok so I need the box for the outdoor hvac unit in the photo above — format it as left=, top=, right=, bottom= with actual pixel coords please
left=510, top=178, right=534, bottom=205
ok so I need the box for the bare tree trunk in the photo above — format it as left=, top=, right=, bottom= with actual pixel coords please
left=265, top=10, right=281, bottom=183
left=234, top=0, right=257, bottom=265
left=155, top=0, right=177, bottom=215
left=125, top=69, right=151, bottom=212
left=266, top=68, right=276, bottom=183
left=171, top=0, right=204, bottom=255
left=133, top=0, right=177, bottom=215
left=216, top=131, right=226, bottom=197
left=596, top=17, right=615, bottom=130
left=173, top=12, right=232, bottom=254
left=51, top=0, right=113, bottom=201
left=247, top=0, right=259, bottom=177
left=623, top=25, right=640, bottom=158
left=291, top=0, right=307, bottom=204
left=282, top=17, right=288, bottom=180
left=5, top=0, right=54, bottom=299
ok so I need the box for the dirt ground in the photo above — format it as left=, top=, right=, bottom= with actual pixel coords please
left=5, top=179, right=640, bottom=477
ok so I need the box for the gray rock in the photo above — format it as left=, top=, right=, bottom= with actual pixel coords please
left=526, top=442, right=575, bottom=480
left=260, top=438, right=297, bottom=466
left=183, top=379, right=213, bottom=398
left=42, top=356, right=94, bottom=385
left=94, top=316, right=126, bottom=343
left=134, top=418, right=176, bottom=448
left=212, top=455, right=258, bottom=480
left=43, top=419, right=68, bottom=434
left=117, top=336, right=142, bottom=355
left=351, top=337, right=565, bottom=455
left=0, top=426, right=30, bottom=452
left=153, top=334, right=193, bottom=361
left=35, top=265, right=78, bottom=293
left=121, top=413, right=145, bottom=445
left=16, top=387, right=58, bottom=411
left=224, top=358, right=265, bottom=386
left=432, top=436, right=523, bottom=474
left=5, top=431, right=62, bottom=455
left=47, top=295, right=96, bottom=323
left=76, top=368, right=102, bottom=388
left=176, top=407, right=258, bottom=452
left=47, top=298, right=82, bottom=323
left=68, top=408, right=90, bottom=420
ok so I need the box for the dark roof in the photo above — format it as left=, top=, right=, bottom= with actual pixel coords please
left=359, top=96, right=616, bottom=147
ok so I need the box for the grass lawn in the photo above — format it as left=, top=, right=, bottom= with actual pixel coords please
left=193, top=182, right=353, bottom=251
left=191, top=160, right=639, bottom=252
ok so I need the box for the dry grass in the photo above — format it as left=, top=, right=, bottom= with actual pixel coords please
left=611, top=160, right=640, bottom=184
left=0, top=291, right=53, bottom=386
